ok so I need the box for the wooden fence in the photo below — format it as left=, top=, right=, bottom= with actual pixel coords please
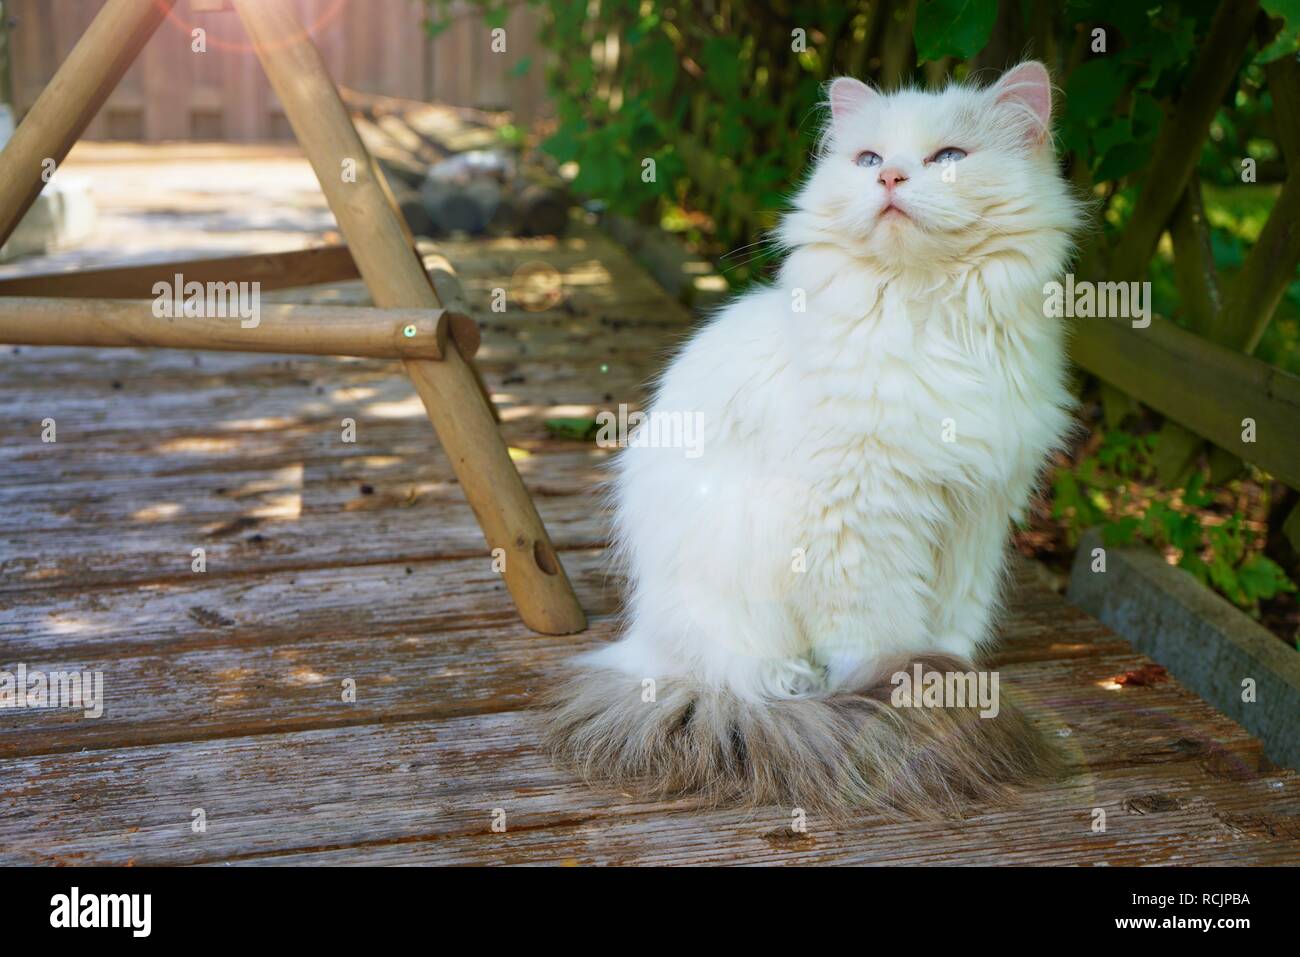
left=3, top=0, right=547, bottom=140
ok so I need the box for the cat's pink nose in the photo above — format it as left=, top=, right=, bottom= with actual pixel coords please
left=878, top=168, right=908, bottom=190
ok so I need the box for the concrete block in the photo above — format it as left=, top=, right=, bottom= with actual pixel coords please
left=1068, top=528, right=1300, bottom=769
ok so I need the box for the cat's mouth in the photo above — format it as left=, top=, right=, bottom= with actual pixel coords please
left=880, top=203, right=912, bottom=221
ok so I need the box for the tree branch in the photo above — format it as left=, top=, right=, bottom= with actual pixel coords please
left=1220, top=171, right=1300, bottom=354
left=1170, top=178, right=1222, bottom=337
left=1108, top=0, right=1260, bottom=281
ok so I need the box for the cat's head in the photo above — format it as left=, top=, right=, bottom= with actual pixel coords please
left=780, top=62, right=1079, bottom=275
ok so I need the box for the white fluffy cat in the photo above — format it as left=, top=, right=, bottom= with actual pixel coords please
left=546, top=62, right=1082, bottom=814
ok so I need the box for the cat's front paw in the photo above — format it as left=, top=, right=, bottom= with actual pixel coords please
left=769, top=657, right=828, bottom=698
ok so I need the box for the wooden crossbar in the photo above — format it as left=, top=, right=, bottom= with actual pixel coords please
left=0, top=297, right=481, bottom=361
left=0, top=245, right=361, bottom=299
left=1071, top=313, right=1300, bottom=490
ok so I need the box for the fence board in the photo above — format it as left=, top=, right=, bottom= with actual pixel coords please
left=6, top=0, right=546, bottom=140
left=1070, top=314, right=1300, bottom=490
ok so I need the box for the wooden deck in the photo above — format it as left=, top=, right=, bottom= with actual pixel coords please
left=1, top=145, right=1297, bottom=866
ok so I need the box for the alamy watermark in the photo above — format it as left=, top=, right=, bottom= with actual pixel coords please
left=596, top=404, right=705, bottom=459
left=0, top=663, right=104, bottom=718
left=50, top=887, right=150, bottom=937
left=152, top=274, right=261, bottom=328
left=1043, top=274, right=1151, bottom=328
left=890, top=662, right=1000, bottom=718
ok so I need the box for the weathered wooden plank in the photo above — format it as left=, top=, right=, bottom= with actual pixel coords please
left=0, top=644, right=1247, bottom=768
left=233, top=765, right=1299, bottom=866
left=0, top=550, right=618, bottom=658
left=0, top=559, right=1104, bottom=660
left=259, top=236, right=682, bottom=313
left=0, top=613, right=617, bottom=758
left=0, top=385, right=637, bottom=496
left=0, top=348, right=651, bottom=412
left=1, top=699, right=1290, bottom=867
left=0, top=417, right=603, bottom=486
left=0, top=572, right=1130, bottom=758
left=0, top=494, right=608, bottom=592
left=0, top=447, right=605, bottom=528
left=0, top=344, right=655, bottom=449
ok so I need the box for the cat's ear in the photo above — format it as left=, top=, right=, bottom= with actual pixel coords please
left=828, top=77, right=877, bottom=125
left=992, top=61, right=1052, bottom=147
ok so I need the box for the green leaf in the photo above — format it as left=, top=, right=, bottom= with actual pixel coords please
left=1180, top=552, right=1211, bottom=587
left=1257, top=0, right=1300, bottom=63
left=1094, top=141, right=1150, bottom=183
left=1164, top=510, right=1202, bottom=553
left=1131, top=93, right=1164, bottom=140
left=544, top=417, right=600, bottom=440
left=1124, top=14, right=1196, bottom=85
left=700, top=37, right=743, bottom=101
left=1052, top=470, right=1104, bottom=527
left=571, top=132, right=626, bottom=197
left=1091, top=117, right=1135, bottom=158
left=1183, top=473, right=1214, bottom=508
left=1102, top=516, right=1141, bottom=546
left=913, top=0, right=998, bottom=61
left=542, top=127, right=580, bottom=164
left=1140, top=500, right=1172, bottom=541
left=1237, top=554, right=1298, bottom=602
left=638, top=36, right=678, bottom=93
left=1065, top=58, right=1129, bottom=123
left=1207, top=551, right=1241, bottom=601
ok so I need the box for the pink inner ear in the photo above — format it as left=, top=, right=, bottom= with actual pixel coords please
left=994, top=62, right=1052, bottom=141
left=829, top=77, right=876, bottom=124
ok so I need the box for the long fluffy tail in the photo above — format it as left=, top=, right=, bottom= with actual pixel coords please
left=542, top=654, right=1060, bottom=817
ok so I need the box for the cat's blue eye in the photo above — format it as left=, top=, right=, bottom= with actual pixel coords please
left=930, top=147, right=967, bottom=164
left=855, top=151, right=883, bottom=168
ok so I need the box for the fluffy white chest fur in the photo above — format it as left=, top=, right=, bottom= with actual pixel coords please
left=546, top=61, right=1082, bottom=814
left=599, top=246, right=1074, bottom=700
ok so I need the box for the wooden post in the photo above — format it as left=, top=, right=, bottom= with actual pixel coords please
left=0, top=297, right=480, bottom=361
left=232, top=0, right=586, bottom=635
left=0, top=0, right=179, bottom=246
